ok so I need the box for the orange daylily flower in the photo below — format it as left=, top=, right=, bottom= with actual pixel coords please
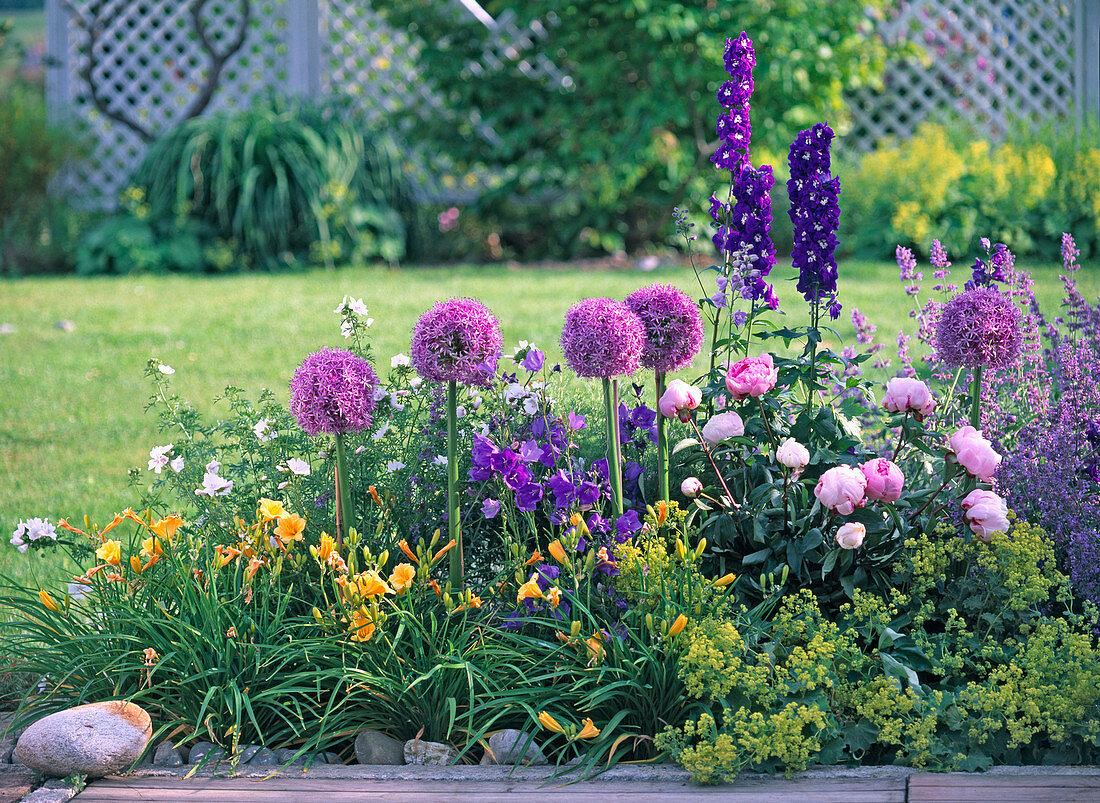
left=595, top=546, right=615, bottom=570
left=57, top=519, right=88, bottom=537
left=245, top=556, right=264, bottom=580
left=130, top=555, right=144, bottom=574
left=120, top=508, right=145, bottom=526
left=274, top=514, right=306, bottom=545
left=38, top=590, right=60, bottom=612
left=258, top=499, right=287, bottom=522
left=398, top=539, right=419, bottom=564
left=226, top=627, right=237, bottom=638
left=348, top=608, right=376, bottom=642
left=524, top=549, right=543, bottom=566
left=141, top=536, right=164, bottom=559
left=432, top=539, right=457, bottom=564
left=517, top=575, right=544, bottom=604
left=99, top=514, right=126, bottom=537
left=428, top=579, right=442, bottom=597
left=368, top=485, right=383, bottom=506
left=538, top=711, right=564, bottom=734
left=547, top=539, right=568, bottom=564
left=655, top=500, right=668, bottom=527
left=668, top=614, right=688, bottom=637
left=584, top=631, right=606, bottom=665
left=714, top=573, right=737, bottom=588
left=546, top=586, right=561, bottom=608
left=389, top=563, right=416, bottom=594
left=315, top=533, right=337, bottom=563
left=149, top=514, right=183, bottom=542
left=215, top=545, right=241, bottom=568
left=352, top=571, right=393, bottom=599
left=96, top=539, right=122, bottom=566
left=142, top=648, right=159, bottom=667
left=576, top=718, right=601, bottom=740
left=467, top=594, right=482, bottom=608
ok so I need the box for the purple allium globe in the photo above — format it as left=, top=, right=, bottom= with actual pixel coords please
left=410, top=298, right=503, bottom=386
left=290, top=348, right=379, bottom=436
left=935, top=287, right=1022, bottom=369
left=624, top=284, right=705, bottom=373
left=561, top=298, right=645, bottom=379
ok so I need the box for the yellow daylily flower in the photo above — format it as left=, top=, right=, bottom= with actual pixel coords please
left=348, top=608, right=376, bottom=643
left=517, top=575, right=544, bottom=604
left=258, top=498, right=287, bottom=522
left=274, top=513, right=306, bottom=544
left=668, top=614, right=688, bottom=637
left=537, top=711, right=564, bottom=734
left=96, top=539, right=122, bottom=566
left=575, top=718, right=601, bottom=740
left=389, top=563, right=416, bottom=594
left=714, top=572, right=737, bottom=588
left=315, top=533, right=336, bottom=563
left=353, top=571, right=393, bottom=599
left=547, top=539, right=568, bottom=564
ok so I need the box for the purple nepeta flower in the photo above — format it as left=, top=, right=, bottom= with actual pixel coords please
left=560, top=298, right=645, bottom=379
left=290, top=348, right=379, bottom=436
left=935, top=287, right=1022, bottom=369
left=788, top=123, right=841, bottom=316
left=1062, top=232, right=1080, bottom=273
left=624, top=284, right=705, bottom=373
left=411, top=298, right=503, bottom=386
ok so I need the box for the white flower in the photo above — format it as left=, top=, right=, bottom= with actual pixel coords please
left=354, top=445, right=367, bottom=454
left=503, top=383, right=527, bottom=403
left=410, top=377, right=423, bottom=390
left=455, top=405, right=467, bottom=419
left=157, top=364, right=175, bottom=375
left=10, top=524, right=27, bottom=553
left=67, top=581, right=91, bottom=601
left=24, top=518, right=57, bottom=542
left=348, top=297, right=368, bottom=317
left=335, top=296, right=350, bottom=314
left=386, top=461, right=406, bottom=472
left=373, top=387, right=388, bottom=403
left=205, top=460, right=221, bottom=474
left=390, top=353, right=410, bottom=368
left=148, top=444, right=174, bottom=473
left=170, top=456, right=184, bottom=473
left=341, top=320, right=355, bottom=339
left=372, top=421, right=390, bottom=441
left=522, top=396, right=540, bottom=416
left=195, top=472, right=233, bottom=497
left=286, top=458, right=311, bottom=476
left=432, top=455, right=448, bottom=467
left=253, top=418, right=276, bottom=442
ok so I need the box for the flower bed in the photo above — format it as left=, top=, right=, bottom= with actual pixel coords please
left=5, top=32, right=1100, bottom=784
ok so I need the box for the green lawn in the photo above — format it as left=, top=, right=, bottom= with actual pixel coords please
left=2, top=9, right=44, bottom=49
left=0, top=257, right=1094, bottom=587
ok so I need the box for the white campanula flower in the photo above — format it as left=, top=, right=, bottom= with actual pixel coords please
left=386, top=461, right=406, bottom=472
left=157, top=364, right=175, bottom=375
left=170, top=456, right=184, bottom=473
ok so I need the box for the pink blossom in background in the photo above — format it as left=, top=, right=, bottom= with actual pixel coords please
left=835, top=522, right=866, bottom=549
left=949, top=426, right=1001, bottom=482
left=882, top=377, right=935, bottom=419
left=701, top=411, right=744, bottom=444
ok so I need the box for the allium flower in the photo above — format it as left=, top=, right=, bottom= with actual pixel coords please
left=935, top=287, right=1022, bottom=369
left=701, top=411, right=745, bottom=444
left=290, top=348, right=379, bottom=436
left=860, top=458, right=905, bottom=503
left=411, top=298, right=503, bottom=386
left=882, top=377, right=935, bottom=419
left=658, top=379, right=702, bottom=422
left=787, top=123, right=842, bottom=317
left=961, top=489, right=1010, bottom=542
left=949, top=426, right=1001, bottom=482
left=725, top=353, right=778, bottom=400
left=835, top=522, right=866, bottom=549
left=776, top=438, right=810, bottom=473
left=814, top=465, right=867, bottom=515
left=681, top=477, right=703, bottom=498
left=624, top=284, right=704, bottom=373
left=560, top=298, right=645, bottom=379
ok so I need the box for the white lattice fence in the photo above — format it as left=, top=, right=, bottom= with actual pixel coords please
left=846, top=0, right=1080, bottom=149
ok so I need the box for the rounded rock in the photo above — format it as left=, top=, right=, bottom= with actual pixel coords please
left=354, top=729, right=406, bottom=765
left=15, top=701, right=151, bottom=778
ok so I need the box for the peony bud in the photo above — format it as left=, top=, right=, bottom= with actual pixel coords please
left=776, top=438, right=810, bottom=472
left=860, top=458, right=905, bottom=503
left=725, top=353, right=779, bottom=400
left=835, top=522, right=866, bottom=549
left=658, top=379, right=703, bottom=422
left=681, top=477, right=704, bottom=498
left=814, top=465, right=868, bottom=516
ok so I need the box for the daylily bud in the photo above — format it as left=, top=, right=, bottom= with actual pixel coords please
left=714, top=573, right=736, bottom=588
left=430, top=529, right=441, bottom=549
left=693, top=538, right=706, bottom=560
left=668, top=614, right=688, bottom=637
left=538, top=711, right=564, bottom=734
left=645, top=613, right=654, bottom=632
left=39, top=590, right=60, bottom=612
left=547, top=539, right=569, bottom=564
left=583, top=551, right=595, bottom=574
left=378, top=550, right=389, bottom=568
left=780, top=565, right=789, bottom=585
left=570, top=620, right=582, bottom=638
left=675, top=539, right=687, bottom=561
left=312, top=607, right=323, bottom=624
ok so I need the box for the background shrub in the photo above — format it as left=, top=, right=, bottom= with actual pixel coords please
left=97, top=97, right=414, bottom=274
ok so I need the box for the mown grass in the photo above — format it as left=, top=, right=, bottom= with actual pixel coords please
left=2, top=9, right=44, bottom=49
left=1, top=257, right=1094, bottom=587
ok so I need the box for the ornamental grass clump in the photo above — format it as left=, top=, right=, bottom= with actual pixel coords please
left=290, top=347, right=378, bottom=543
left=411, top=298, right=503, bottom=586
left=625, top=284, right=704, bottom=502
left=561, top=297, right=645, bottom=515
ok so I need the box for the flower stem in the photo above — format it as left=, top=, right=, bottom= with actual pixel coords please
left=891, top=411, right=910, bottom=463
left=806, top=296, right=820, bottom=417
left=909, top=473, right=955, bottom=522
left=688, top=418, right=738, bottom=510
left=756, top=396, right=779, bottom=452
left=656, top=372, right=670, bottom=503
left=969, top=365, right=983, bottom=430
left=334, top=434, right=353, bottom=549
left=447, top=380, right=463, bottom=587
left=603, top=378, right=624, bottom=517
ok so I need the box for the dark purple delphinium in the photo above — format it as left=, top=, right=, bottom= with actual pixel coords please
left=787, top=123, right=841, bottom=319
left=624, top=284, right=704, bottom=374
left=935, top=287, right=1022, bottom=369
left=560, top=298, right=645, bottom=379
left=712, top=32, right=755, bottom=174
left=966, top=240, right=1013, bottom=290
left=410, top=297, right=503, bottom=386
left=290, top=348, right=379, bottom=436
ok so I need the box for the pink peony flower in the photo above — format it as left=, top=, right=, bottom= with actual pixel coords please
left=835, top=522, right=866, bottom=549
left=724, top=353, right=778, bottom=400
left=949, top=426, right=1001, bottom=482
left=700, top=411, right=744, bottom=444
left=961, top=489, right=1010, bottom=542
left=776, top=438, right=810, bottom=472
left=681, top=477, right=704, bottom=498
left=658, top=379, right=702, bottom=422
left=860, top=458, right=905, bottom=503
left=814, top=465, right=867, bottom=516
left=882, top=377, right=935, bottom=419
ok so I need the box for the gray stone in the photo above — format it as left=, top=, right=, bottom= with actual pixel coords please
left=14, top=701, right=152, bottom=778
left=188, top=741, right=227, bottom=765
left=274, top=748, right=306, bottom=766
left=18, top=778, right=78, bottom=803
left=154, top=741, right=184, bottom=767
left=314, top=751, right=342, bottom=765
left=482, top=729, right=547, bottom=766
left=247, top=747, right=279, bottom=765
left=235, top=744, right=261, bottom=764
left=0, top=736, right=14, bottom=763
left=354, top=730, right=405, bottom=765
left=403, top=738, right=458, bottom=766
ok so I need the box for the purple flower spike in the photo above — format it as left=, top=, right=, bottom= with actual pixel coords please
left=411, top=298, right=503, bottom=386
left=290, top=348, right=379, bottom=436
left=788, top=123, right=841, bottom=313
left=624, top=284, right=705, bottom=373
left=935, top=287, right=1022, bottom=369
left=560, top=298, right=645, bottom=379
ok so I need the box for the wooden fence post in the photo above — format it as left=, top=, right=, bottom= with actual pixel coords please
left=286, top=0, right=321, bottom=98
left=1078, top=0, right=1100, bottom=126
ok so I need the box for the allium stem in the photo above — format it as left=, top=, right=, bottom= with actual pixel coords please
left=969, top=365, right=983, bottom=430
left=334, top=434, right=353, bottom=547
left=603, top=378, right=624, bottom=517
left=446, top=380, right=463, bottom=587
left=656, top=372, right=670, bottom=503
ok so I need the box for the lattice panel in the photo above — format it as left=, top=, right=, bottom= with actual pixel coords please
left=846, top=0, right=1077, bottom=150
left=53, top=0, right=290, bottom=207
